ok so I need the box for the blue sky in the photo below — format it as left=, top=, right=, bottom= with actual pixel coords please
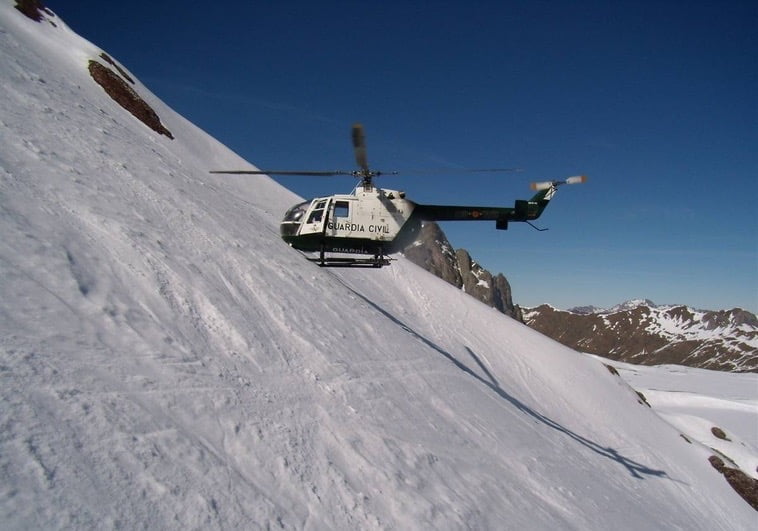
left=47, top=0, right=757, bottom=312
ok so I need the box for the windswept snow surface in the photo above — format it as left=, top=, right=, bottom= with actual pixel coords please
left=606, top=360, right=758, bottom=481
left=1, top=4, right=756, bottom=529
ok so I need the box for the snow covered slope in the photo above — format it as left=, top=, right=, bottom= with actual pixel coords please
left=606, top=360, right=758, bottom=481
left=1, top=4, right=756, bottom=529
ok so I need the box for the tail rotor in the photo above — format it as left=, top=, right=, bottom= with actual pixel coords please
left=530, top=175, right=587, bottom=191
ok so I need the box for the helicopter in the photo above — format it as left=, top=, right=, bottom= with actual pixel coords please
left=211, top=123, right=586, bottom=267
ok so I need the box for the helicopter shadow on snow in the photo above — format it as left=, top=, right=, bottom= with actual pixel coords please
left=339, top=281, right=670, bottom=481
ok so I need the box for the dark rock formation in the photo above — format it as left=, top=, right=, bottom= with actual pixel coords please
left=15, top=0, right=51, bottom=22
left=404, top=222, right=521, bottom=320
left=88, top=60, right=173, bottom=139
left=403, top=222, right=461, bottom=287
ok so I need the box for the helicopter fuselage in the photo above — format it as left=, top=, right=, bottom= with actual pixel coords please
left=280, top=186, right=422, bottom=256
left=279, top=182, right=558, bottom=260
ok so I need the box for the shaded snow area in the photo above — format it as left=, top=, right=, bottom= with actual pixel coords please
left=1, top=4, right=756, bottom=529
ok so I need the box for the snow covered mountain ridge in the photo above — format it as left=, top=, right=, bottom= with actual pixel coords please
left=522, top=301, right=758, bottom=372
left=568, top=298, right=746, bottom=316
left=570, top=298, right=659, bottom=314
left=1, top=3, right=756, bottom=528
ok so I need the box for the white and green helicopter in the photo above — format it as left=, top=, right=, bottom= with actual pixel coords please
left=211, top=123, right=585, bottom=267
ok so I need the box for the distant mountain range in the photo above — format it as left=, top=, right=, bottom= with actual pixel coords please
left=406, top=222, right=758, bottom=372
left=522, top=302, right=758, bottom=372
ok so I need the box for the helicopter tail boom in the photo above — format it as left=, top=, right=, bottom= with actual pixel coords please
left=414, top=197, right=550, bottom=230
left=415, top=176, right=586, bottom=230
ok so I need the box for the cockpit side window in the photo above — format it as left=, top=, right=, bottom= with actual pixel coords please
left=334, top=201, right=349, bottom=219
left=307, top=199, right=329, bottom=224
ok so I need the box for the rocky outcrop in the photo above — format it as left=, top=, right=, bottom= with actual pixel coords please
left=404, top=222, right=521, bottom=320
left=403, top=222, right=461, bottom=287
left=14, top=0, right=51, bottom=23
left=88, top=60, right=174, bottom=139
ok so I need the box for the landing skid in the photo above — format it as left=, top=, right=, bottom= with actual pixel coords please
left=304, top=246, right=392, bottom=267
left=306, top=255, right=393, bottom=268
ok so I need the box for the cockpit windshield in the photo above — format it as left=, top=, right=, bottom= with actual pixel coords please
left=282, top=200, right=310, bottom=223
left=280, top=200, right=311, bottom=237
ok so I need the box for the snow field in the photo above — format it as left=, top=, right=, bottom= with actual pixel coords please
left=1, top=3, right=756, bottom=529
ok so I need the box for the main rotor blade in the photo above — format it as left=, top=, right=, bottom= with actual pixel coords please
left=352, top=123, right=369, bottom=172
left=210, top=167, right=520, bottom=177
left=210, top=170, right=354, bottom=176
left=404, top=167, right=523, bottom=175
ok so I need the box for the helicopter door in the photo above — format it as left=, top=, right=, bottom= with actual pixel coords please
left=327, top=200, right=350, bottom=236
left=304, top=197, right=332, bottom=235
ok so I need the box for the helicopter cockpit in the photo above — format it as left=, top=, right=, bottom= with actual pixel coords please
left=280, top=200, right=310, bottom=237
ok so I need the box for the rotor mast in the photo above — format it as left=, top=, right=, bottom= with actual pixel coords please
left=352, top=122, right=379, bottom=190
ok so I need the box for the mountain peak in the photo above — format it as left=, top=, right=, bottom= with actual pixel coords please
left=605, top=299, right=658, bottom=313
left=566, top=299, right=658, bottom=314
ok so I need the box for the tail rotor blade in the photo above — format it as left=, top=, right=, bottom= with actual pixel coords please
left=531, top=175, right=588, bottom=190
left=530, top=181, right=554, bottom=191
left=565, top=175, right=587, bottom=185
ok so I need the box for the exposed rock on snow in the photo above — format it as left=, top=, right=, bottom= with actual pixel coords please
left=88, top=60, right=173, bottom=139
